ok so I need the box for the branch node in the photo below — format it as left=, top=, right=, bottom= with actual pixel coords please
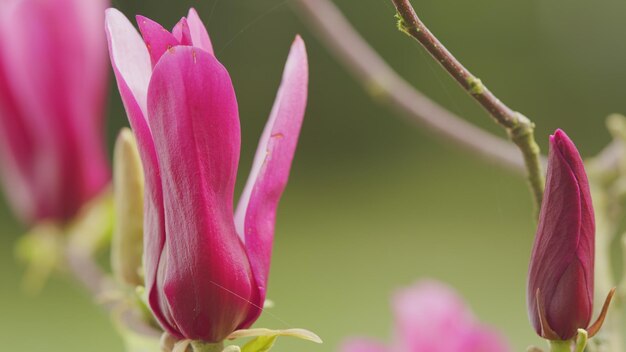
left=467, top=76, right=485, bottom=95
left=394, top=12, right=412, bottom=36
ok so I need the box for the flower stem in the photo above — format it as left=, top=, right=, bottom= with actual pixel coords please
left=574, top=329, right=588, bottom=352
left=190, top=341, right=224, bottom=352
left=548, top=340, right=571, bottom=352
left=390, top=0, right=544, bottom=211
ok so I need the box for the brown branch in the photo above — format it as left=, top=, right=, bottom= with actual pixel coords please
left=392, top=0, right=518, bottom=129
left=66, top=244, right=161, bottom=338
left=290, top=0, right=528, bottom=174
left=390, top=0, right=545, bottom=208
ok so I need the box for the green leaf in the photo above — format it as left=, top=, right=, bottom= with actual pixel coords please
left=574, top=329, right=588, bottom=352
left=241, top=335, right=278, bottom=352
left=229, top=327, right=322, bottom=352
left=228, top=328, right=322, bottom=344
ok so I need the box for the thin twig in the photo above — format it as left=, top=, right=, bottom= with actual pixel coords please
left=66, top=244, right=161, bottom=338
left=291, top=0, right=527, bottom=174
left=392, top=0, right=516, bottom=129
left=390, top=0, right=544, bottom=208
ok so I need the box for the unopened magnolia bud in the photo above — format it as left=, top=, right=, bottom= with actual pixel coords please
left=111, top=128, right=145, bottom=287
left=527, top=129, right=614, bottom=341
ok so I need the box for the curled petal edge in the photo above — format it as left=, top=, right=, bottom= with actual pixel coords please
left=587, top=288, right=616, bottom=338
left=535, top=289, right=559, bottom=341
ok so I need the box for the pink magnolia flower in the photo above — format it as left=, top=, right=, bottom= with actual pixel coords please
left=0, top=0, right=110, bottom=224
left=105, top=8, right=308, bottom=343
left=341, top=280, right=510, bottom=352
left=527, top=129, right=596, bottom=340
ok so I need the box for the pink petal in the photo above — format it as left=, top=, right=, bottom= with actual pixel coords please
left=234, top=36, right=308, bottom=310
left=0, top=45, right=36, bottom=222
left=136, top=15, right=180, bottom=67
left=340, top=338, right=388, bottom=352
left=186, top=8, right=214, bottom=54
left=172, top=17, right=193, bottom=46
left=147, top=46, right=257, bottom=342
left=105, top=7, right=174, bottom=335
left=391, top=280, right=475, bottom=352
left=105, top=8, right=151, bottom=119
left=461, top=326, right=511, bottom=352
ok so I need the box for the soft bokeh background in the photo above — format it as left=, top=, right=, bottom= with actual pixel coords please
left=1, top=0, right=625, bottom=350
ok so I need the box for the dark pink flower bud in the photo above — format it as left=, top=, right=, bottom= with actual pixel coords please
left=0, top=0, right=111, bottom=224
left=527, top=129, right=613, bottom=341
left=106, top=8, right=308, bottom=343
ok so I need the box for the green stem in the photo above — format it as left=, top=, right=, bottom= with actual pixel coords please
left=548, top=340, right=571, bottom=352
left=574, top=329, right=588, bottom=352
left=509, top=114, right=544, bottom=212
left=190, top=341, right=224, bottom=352
left=391, top=0, right=544, bottom=212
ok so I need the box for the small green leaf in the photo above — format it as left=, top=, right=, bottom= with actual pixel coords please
left=229, top=327, right=322, bottom=352
left=228, top=328, right=322, bottom=344
left=574, top=329, right=588, bottom=352
left=241, top=335, right=278, bottom=352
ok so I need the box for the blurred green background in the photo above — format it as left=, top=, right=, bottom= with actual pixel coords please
left=2, top=0, right=626, bottom=351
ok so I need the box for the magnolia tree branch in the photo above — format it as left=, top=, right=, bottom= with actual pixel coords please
left=66, top=244, right=161, bottom=338
left=290, top=0, right=529, bottom=174
left=390, top=0, right=544, bottom=207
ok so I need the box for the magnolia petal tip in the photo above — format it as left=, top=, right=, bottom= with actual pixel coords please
left=549, top=128, right=569, bottom=145
left=135, top=14, right=149, bottom=24
left=105, top=7, right=123, bottom=18
left=116, top=127, right=134, bottom=143
left=291, top=35, right=306, bottom=52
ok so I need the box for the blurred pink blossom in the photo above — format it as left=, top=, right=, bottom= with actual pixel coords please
left=0, top=0, right=110, bottom=224
left=341, top=280, right=510, bottom=352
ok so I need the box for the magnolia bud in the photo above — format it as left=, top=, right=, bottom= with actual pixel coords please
left=527, top=129, right=614, bottom=341
left=111, top=128, right=144, bottom=287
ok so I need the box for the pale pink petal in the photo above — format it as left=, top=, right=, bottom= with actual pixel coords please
left=234, top=36, right=308, bottom=310
left=389, top=281, right=511, bottom=352
left=460, top=326, right=510, bottom=352
left=186, top=8, right=214, bottom=54
left=172, top=17, right=193, bottom=46
left=105, top=8, right=151, bottom=118
left=105, top=7, right=173, bottom=334
left=147, top=46, right=257, bottom=342
left=340, top=338, right=388, bottom=352
left=391, top=281, right=475, bottom=352
left=136, top=15, right=180, bottom=67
